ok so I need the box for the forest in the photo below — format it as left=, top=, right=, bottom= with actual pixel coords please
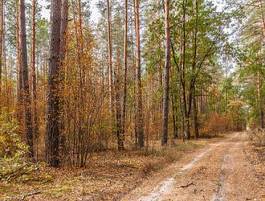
left=0, top=0, right=265, bottom=200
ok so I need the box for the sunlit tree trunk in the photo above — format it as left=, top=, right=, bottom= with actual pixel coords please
left=135, top=0, right=144, bottom=148
left=162, top=0, right=170, bottom=146
left=115, top=50, right=124, bottom=150
left=107, top=0, right=114, bottom=133
left=31, top=0, right=39, bottom=159
left=121, top=0, right=128, bottom=149
left=259, top=0, right=265, bottom=36
left=46, top=0, right=62, bottom=167
left=193, top=87, right=199, bottom=138
left=257, top=72, right=264, bottom=128
left=181, top=0, right=191, bottom=140
left=59, top=0, right=68, bottom=162
left=0, top=0, right=3, bottom=95
left=60, top=0, right=68, bottom=60
left=192, top=0, right=199, bottom=139
left=171, top=93, right=178, bottom=139
left=19, top=0, right=34, bottom=158
left=16, top=0, right=24, bottom=132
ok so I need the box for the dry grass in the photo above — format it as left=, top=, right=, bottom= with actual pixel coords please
left=248, top=128, right=265, bottom=147
left=0, top=140, right=205, bottom=201
left=244, top=142, right=265, bottom=195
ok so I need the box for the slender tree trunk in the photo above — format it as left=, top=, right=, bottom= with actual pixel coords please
left=0, top=0, right=3, bottom=95
left=121, top=0, right=128, bottom=149
left=45, top=0, right=62, bottom=167
left=16, top=0, right=24, bottom=132
left=132, top=0, right=138, bottom=147
left=259, top=0, right=265, bottom=36
left=193, top=87, right=199, bottom=138
left=192, top=0, right=199, bottom=139
left=59, top=0, right=68, bottom=162
left=107, top=0, right=114, bottom=132
left=258, top=72, right=264, bottom=128
left=171, top=93, right=178, bottom=139
left=115, top=50, right=124, bottom=150
left=181, top=0, right=190, bottom=140
left=31, top=0, right=39, bottom=159
left=2, top=12, right=7, bottom=110
left=60, top=0, right=68, bottom=60
left=135, top=0, right=144, bottom=148
left=162, top=0, right=170, bottom=146
left=19, top=0, right=34, bottom=158
left=177, top=0, right=189, bottom=140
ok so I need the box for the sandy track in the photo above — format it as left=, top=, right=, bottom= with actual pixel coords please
left=122, top=133, right=265, bottom=201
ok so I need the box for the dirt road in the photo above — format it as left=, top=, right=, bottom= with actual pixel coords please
left=122, top=133, right=265, bottom=201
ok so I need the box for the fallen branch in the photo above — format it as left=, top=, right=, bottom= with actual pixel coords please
left=178, top=182, right=195, bottom=188
left=6, top=191, right=42, bottom=201
left=20, top=191, right=42, bottom=200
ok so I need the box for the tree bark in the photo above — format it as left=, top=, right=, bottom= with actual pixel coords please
left=115, top=50, right=124, bottom=150
left=162, top=0, right=170, bottom=146
left=31, top=0, right=39, bottom=159
left=16, top=0, right=24, bottom=132
left=0, top=0, right=3, bottom=94
left=59, top=0, right=68, bottom=161
left=60, top=0, right=68, bottom=61
left=192, top=0, right=199, bottom=139
left=258, top=72, right=264, bottom=128
left=45, top=0, right=62, bottom=167
left=121, top=0, right=128, bottom=149
left=107, top=0, right=114, bottom=132
left=193, top=87, right=199, bottom=138
left=181, top=0, right=191, bottom=140
left=19, top=0, right=34, bottom=158
left=135, top=0, right=144, bottom=148
left=171, top=93, right=178, bottom=139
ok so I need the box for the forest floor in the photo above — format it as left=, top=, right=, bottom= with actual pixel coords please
left=123, top=132, right=265, bottom=201
left=0, top=137, right=207, bottom=201
left=1, top=133, right=265, bottom=201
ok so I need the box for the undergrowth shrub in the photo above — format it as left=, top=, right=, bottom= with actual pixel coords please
left=200, top=112, right=231, bottom=137
left=248, top=128, right=265, bottom=146
left=0, top=112, right=39, bottom=182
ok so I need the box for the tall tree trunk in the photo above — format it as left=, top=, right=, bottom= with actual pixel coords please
left=31, top=0, right=39, bottom=159
left=259, top=0, right=265, bottom=36
left=171, top=93, right=178, bottom=139
left=0, top=0, right=3, bottom=95
left=135, top=0, right=144, bottom=148
left=181, top=0, right=190, bottom=140
left=16, top=0, right=23, bottom=132
left=59, top=0, right=68, bottom=162
left=107, top=0, right=114, bottom=133
left=121, top=0, right=128, bottom=149
left=2, top=10, right=7, bottom=110
left=258, top=72, right=264, bottom=128
left=60, top=0, right=68, bottom=61
left=193, top=87, right=199, bottom=138
left=45, top=0, right=62, bottom=167
left=162, top=0, right=170, bottom=146
left=132, top=0, right=138, bottom=147
left=115, top=50, right=124, bottom=150
left=192, top=0, right=199, bottom=139
left=19, top=0, right=34, bottom=158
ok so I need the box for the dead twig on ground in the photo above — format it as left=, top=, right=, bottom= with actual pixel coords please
left=20, top=191, right=42, bottom=200
left=178, top=182, right=195, bottom=188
